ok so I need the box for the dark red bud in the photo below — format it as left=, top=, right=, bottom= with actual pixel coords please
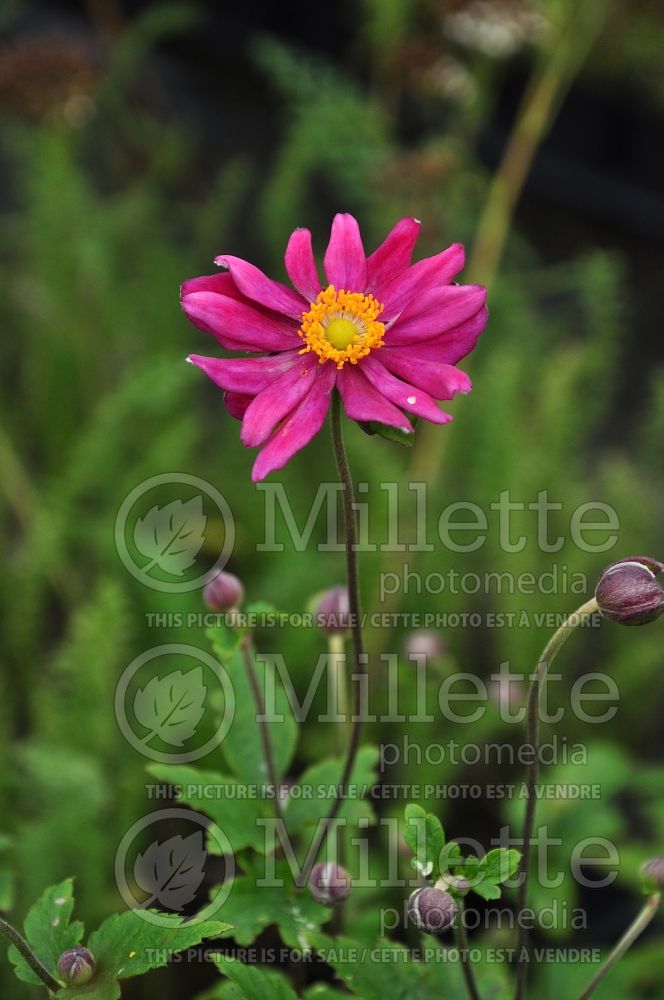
left=641, top=857, right=664, bottom=893
left=403, top=629, right=446, bottom=662
left=308, top=862, right=351, bottom=905
left=595, top=557, right=664, bottom=626
left=314, top=587, right=351, bottom=636
left=57, top=947, right=96, bottom=986
left=408, top=886, right=458, bottom=933
left=203, top=571, right=244, bottom=611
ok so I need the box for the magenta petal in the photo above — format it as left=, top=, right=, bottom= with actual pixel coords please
left=241, top=357, right=321, bottom=447
left=182, top=290, right=300, bottom=352
left=375, top=243, right=466, bottom=320
left=187, top=351, right=303, bottom=393
left=366, top=217, right=421, bottom=291
left=337, top=365, right=413, bottom=430
left=379, top=349, right=472, bottom=399
left=386, top=285, right=487, bottom=345
left=323, top=214, right=367, bottom=291
left=181, top=271, right=245, bottom=301
left=397, top=306, right=489, bottom=364
left=361, top=357, right=452, bottom=425
left=251, top=364, right=336, bottom=481
left=285, top=228, right=322, bottom=302
left=215, top=255, right=308, bottom=319
left=224, top=392, right=254, bottom=420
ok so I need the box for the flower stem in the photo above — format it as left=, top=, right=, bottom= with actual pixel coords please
left=298, top=391, right=366, bottom=887
left=240, top=634, right=285, bottom=825
left=0, top=918, right=60, bottom=994
left=575, top=893, right=661, bottom=1000
left=455, top=900, right=482, bottom=1000
left=515, top=596, right=599, bottom=1000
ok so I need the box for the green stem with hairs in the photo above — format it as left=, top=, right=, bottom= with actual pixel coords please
left=576, top=893, right=661, bottom=1000
left=297, top=391, right=367, bottom=887
left=0, top=918, right=61, bottom=994
left=515, top=596, right=599, bottom=1000
left=455, top=898, right=482, bottom=1000
left=240, top=634, right=285, bottom=825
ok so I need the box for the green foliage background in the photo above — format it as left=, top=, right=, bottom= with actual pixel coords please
left=1, top=0, right=663, bottom=996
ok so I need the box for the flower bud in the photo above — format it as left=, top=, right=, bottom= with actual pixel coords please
left=595, top=556, right=664, bottom=626
left=403, top=630, right=446, bottom=663
left=408, top=886, right=458, bottom=934
left=308, top=862, right=351, bottom=905
left=641, top=857, right=664, bottom=893
left=314, top=586, right=351, bottom=636
left=203, top=571, right=244, bottom=611
left=57, top=947, right=96, bottom=986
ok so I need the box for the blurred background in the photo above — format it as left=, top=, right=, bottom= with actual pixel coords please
left=1, top=0, right=664, bottom=996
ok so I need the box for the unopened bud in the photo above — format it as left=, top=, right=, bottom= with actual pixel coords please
left=308, top=862, right=351, bottom=905
left=595, top=556, right=664, bottom=626
left=57, top=947, right=96, bottom=986
left=203, top=571, right=244, bottom=611
left=641, top=857, right=664, bottom=893
left=314, top=587, right=351, bottom=636
left=408, top=886, right=458, bottom=933
left=403, top=630, right=446, bottom=663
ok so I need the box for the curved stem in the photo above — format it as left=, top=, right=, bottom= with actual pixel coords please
left=0, top=918, right=60, bottom=994
left=515, top=596, right=599, bottom=1000
left=240, top=635, right=285, bottom=825
left=455, top=899, right=482, bottom=1000
left=576, top=893, right=661, bottom=1000
left=298, top=391, right=366, bottom=887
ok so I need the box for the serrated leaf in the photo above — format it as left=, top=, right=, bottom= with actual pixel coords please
left=55, top=912, right=230, bottom=1000
left=147, top=764, right=267, bottom=853
left=207, top=639, right=297, bottom=783
left=302, top=932, right=426, bottom=1000
left=134, top=497, right=206, bottom=575
left=482, top=848, right=521, bottom=884
left=212, top=955, right=298, bottom=999
left=134, top=667, right=207, bottom=747
left=209, top=871, right=329, bottom=947
left=8, top=878, right=84, bottom=986
left=403, top=805, right=445, bottom=878
left=133, top=832, right=206, bottom=910
left=285, top=747, right=379, bottom=834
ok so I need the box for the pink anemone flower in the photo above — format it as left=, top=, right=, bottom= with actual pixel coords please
left=182, top=214, right=488, bottom=481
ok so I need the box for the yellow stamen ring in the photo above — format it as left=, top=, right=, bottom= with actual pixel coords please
left=298, top=285, right=385, bottom=369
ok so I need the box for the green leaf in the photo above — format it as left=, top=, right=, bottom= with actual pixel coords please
left=471, top=881, right=502, bottom=901
left=147, top=763, right=267, bottom=852
left=8, top=878, right=84, bottom=986
left=451, top=848, right=521, bottom=902
left=402, top=805, right=445, bottom=878
left=284, top=747, right=379, bottom=834
left=207, top=640, right=297, bottom=783
left=358, top=420, right=415, bottom=447
left=302, top=932, right=426, bottom=1000
left=212, top=954, right=298, bottom=999
left=209, top=871, right=330, bottom=946
left=55, top=912, right=230, bottom=1000
left=207, top=623, right=244, bottom=662
left=482, top=848, right=521, bottom=885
